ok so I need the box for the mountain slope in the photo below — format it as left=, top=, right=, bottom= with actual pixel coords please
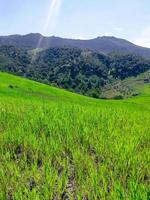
left=0, top=46, right=150, bottom=98
left=0, top=71, right=150, bottom=105
left=0, top=72, right=150, bottom=199
left=1, top=33, right=150, bottom=58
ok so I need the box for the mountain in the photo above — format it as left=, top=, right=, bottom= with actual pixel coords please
left=0, top=45, right=150, bottom=98
left=0, top=33, right=150, bottom=58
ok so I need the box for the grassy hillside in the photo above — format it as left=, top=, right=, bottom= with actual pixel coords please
left=101, top=70, right=150, bottom=99
left=0, top=72, right=150, bottom=200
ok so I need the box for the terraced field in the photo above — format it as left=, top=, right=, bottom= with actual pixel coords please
left=0, top=72, right=150, bottom=200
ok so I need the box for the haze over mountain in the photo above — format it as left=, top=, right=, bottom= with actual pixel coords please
left=0, top=33, right=150, bottom=58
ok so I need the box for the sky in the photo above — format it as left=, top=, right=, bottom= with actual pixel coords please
left=0, top=0, right=150, bottom=47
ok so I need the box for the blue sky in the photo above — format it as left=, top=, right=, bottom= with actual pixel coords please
left=0, top=0, right=150, bottom=47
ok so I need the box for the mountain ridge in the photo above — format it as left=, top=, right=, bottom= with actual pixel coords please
left=0, top=33, right=150, bottom=58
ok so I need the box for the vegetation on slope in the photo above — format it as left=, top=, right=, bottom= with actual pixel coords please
left=0, top=72, right=150, bottom=199
left=0, top=46, right=150, bottom=99
left=101, top=70, right=150, bottom=99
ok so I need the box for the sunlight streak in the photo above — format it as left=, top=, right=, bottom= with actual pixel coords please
left=37, top=0, right=62, bottom=48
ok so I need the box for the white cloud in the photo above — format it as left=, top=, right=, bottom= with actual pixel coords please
left=113, top=27, right=123, bottom=33
left=103, top=32, right=111, bottom=36
left=135, top=26, right=150, bottom=48
left=74, top=36, right=90, bottom=40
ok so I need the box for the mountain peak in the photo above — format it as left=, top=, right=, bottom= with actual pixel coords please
left=25, top=33, right=43, bottom=37
left=96, top=36, right=116, bottom=39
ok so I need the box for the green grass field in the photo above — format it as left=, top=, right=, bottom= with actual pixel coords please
left=0, top=72, right=150, bottom=200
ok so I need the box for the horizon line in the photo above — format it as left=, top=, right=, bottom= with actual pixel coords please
left=0, top=32, right=149, bottom=49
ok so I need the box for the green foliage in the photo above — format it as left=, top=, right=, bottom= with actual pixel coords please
left=0, top=46, right=150, bottom=98
left=0, top=72, right=150, bottom=199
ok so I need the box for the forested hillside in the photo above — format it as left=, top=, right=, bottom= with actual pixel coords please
left=0, top=46, right=150, bottom=98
